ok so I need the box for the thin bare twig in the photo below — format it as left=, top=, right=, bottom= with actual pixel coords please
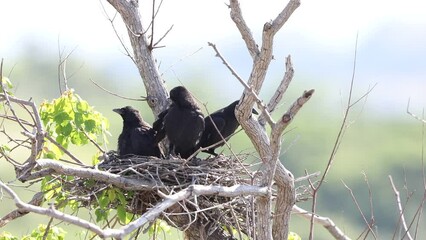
left=389, top=175, right=414, bottom=240
left=99, top=0, right=136, bottom=64
left=342, top=180, right=377, bottom=239
left=153, top=24, right=174, bottom=48
left=407, top=99, right=426, bottom=124
left=208, top=42, right=275, bottom=127
left=149, top=0, right=156, bottom=50
left=192, top=103, right=253, bottom=178
left=57, top=40, right=78, bottom=94
left=1, top=63, right=29, bottom=133
left=160, top=47, right=203, bottom=76
left=362, top=172, right=376, bottom=239
left=0, top=192, right=44, bottom=227
left=89, top=78, right=146, bottom=101
left=294, top=171, right=321, bottom=183
left=45, top=135, right=85, bottom=166
left=258, top=55, right=294, bottom=126
left=308, top=33, right=376, bottom=240
left=292, top=205, right=350, bottom=240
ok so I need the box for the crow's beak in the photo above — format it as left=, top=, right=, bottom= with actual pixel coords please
left=252, top=108, right=259, bottom=115
left=113, top=108, right=123, bottom=115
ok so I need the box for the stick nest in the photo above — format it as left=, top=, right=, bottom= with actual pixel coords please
left=61, top=151, right=256, bottom=235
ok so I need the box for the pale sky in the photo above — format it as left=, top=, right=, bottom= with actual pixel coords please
left=1, top=0, right=425, bottom=54
left=0, top=0, right=425, bottom=115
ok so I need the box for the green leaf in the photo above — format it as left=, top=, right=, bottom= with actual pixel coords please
left=117, top=205, right=127, bottom=224
left=92, top=152, right=101, bottom=166
left=116, top=190, right=127, bottom=206
left=79, top=131, right=89, bottom=145
left=0, top=231, right=19, bottom=240
left=84, top=119, right=96, bottom=132
left=70, top=132, right=82, bottom=145
left=74, top=112, right=84, bottom=128
left=99, top=193, right=110, bottom=209
left=42, top=142, right=63, bottom=160
left=0, top=144, right=11, bottom=155
left=95, top=208, right=108, bottom=223
left=148, top=220, right=172, bottom=237
left=55, top=135, right=68, bottom=149
left=53, top=111, right=72, bottom=124
left=108, top=189, right=116, bottom=202
left=39, top=89, right=110, bottom=154
left=1, top=76, right=14, bottom=95
left=288, top=232, right=301, bottom=240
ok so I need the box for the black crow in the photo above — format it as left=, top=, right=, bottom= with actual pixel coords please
left=113, top=106, right=161, bottom=157
left=199, top=100, right=258, bottom=156
left=153, top=86, right=204, bottom=158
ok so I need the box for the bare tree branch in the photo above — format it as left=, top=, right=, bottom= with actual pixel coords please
left=33, top=159, right=157, bottom=191
left=0, top=181, right=112, bottom=238
left=89, top=78, right=147, bottom=101
left=227, top=1, right=303, bottom=239
left=258, top=55, right=295, bottom=126
left=0, top=90, right=45, bottom=182
left=293, top=205, right=350, bottom=240
left=407, top=99, right=426, bottom=124
left=0, top=181, right=266, bottom=239
left=208, top=42, right=275, bottom=127
left=389, top=175, right=414, bottom=240
left=308, top=33, right=376, bottom=240
left=342, top=180, right=377, bottom=239
left=271, top=89, right=314, bottom=145
left=229, top=0, right=260, bottom=59
left=45, top=135, right=85, bottom=166
left=0, top=192, right=44, bottom=228
left=106, top=0, right=169, bottom=116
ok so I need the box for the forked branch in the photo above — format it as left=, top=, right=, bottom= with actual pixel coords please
left=293, top=205, right=350, bottom=240
left=106, top=0, right=169, bottom=116
left=0, top=181, right=267, bottom=239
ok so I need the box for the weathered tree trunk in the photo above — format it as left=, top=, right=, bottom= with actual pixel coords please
left=106, top=0, right=169, bottom=116
left=106, top=0, right=307, bottom=239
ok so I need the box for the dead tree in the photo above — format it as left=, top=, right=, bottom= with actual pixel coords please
left=106, top=0, right=311, bottom=239
left=0, top=1, right=351, bottom=239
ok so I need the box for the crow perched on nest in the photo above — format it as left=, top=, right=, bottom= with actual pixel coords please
left=153, top=86, right=205, bottom=158
left=113, top=106, right=161, bottom=157
left=199, top=100, right=258, bottom=156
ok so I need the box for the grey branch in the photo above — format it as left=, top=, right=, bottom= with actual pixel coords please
left=406, top=98, right=426, bottom=124
left=272, top=89, right=314, bottom=142
left=389, top=175, right=414, bottom=240
left=228, top=1, right=302, bottom=239
left=106, top=0, right=169, bottom=116
left=229, top=0, right=259, bottom=59
left=293, top=205, right=351, bottom=240
left=208, top=42, right=275, bottom=126
left=0, top=181, right=267, bottom=239
left=0, top=93, right=45, bottom=181
left=45, top=135, right=85, bottom=166
left=258, top=55, right=295, bottom=126
left=0, top=181, right=113, bottom=238
left=0, top=192, right=44, bottom=227
left=35, top=159, right=158, bottom=190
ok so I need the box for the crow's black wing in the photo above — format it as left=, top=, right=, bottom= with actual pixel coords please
left=130, top=127, right=161, bottom=157
left=152, top=109, right=168, bottom=144
left=201, top=114, right=226, bottom=148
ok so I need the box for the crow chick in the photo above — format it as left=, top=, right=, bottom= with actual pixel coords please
left=113, top=106, right=161, bottom=157
left=199, top=100, right=258, bottom=156
left=153, top=86, right=204, bottom=158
